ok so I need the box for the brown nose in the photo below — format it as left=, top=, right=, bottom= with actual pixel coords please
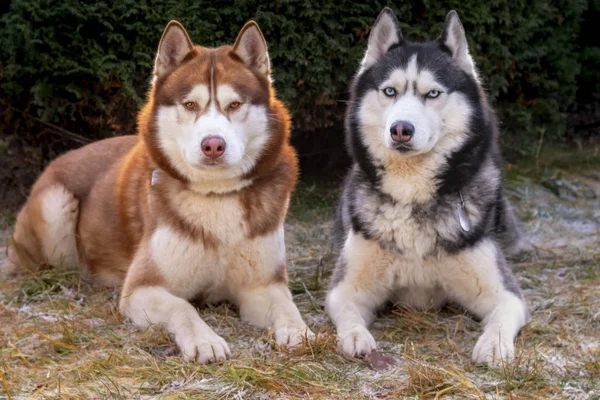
left=390, top=121, right=415, bottom=143
left=201, top=136, right=226, bottom=159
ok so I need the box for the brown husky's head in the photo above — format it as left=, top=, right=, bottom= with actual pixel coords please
left=139, top=20, right=291, bottom=191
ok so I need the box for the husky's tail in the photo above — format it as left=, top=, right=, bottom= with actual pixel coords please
left=4, top=184, right=79, bottom=276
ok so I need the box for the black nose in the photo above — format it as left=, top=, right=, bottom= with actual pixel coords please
left=390, top=121, right=415, bottom=143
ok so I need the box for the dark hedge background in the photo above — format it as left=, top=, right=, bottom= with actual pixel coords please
left=0, top=0, right=598, bottom=208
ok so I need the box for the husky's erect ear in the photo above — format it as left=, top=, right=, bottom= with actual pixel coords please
left=233, top=21, right=270, bottom=75
left=439, top=11, right=477, bottom=77
left=154, top=21, right=194, bottom=78
left=361, top=8, right=402, bottom=71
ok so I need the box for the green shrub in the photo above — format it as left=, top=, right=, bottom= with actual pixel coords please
left=0, top=0, right=595, bottom=164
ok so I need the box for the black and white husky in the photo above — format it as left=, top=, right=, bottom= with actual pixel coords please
left=326, top=8, right=528, bottom=366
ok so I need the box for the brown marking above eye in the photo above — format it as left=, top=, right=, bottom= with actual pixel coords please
left=228, top=101, right=241, bottom=110
left=183, top=101, right=197, bottom=110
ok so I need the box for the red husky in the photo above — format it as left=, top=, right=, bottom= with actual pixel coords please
left=7, top=20, right=313, bottom=363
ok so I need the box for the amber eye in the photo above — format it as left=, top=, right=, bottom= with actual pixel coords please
left=183, top=101, right=196, bottom=110
left=228, top=101, right=241, bottom=110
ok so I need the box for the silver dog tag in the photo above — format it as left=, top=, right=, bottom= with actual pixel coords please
left=457, top=206, right=471, bottom=232
left=151, top=169, right=160, bottom=186
left=457, top=190, right=471, bottom=232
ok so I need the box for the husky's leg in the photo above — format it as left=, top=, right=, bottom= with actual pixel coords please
left=440, top=239, right=528, bottom=366
left=326, top=231, right=392, bottom=356
left=119, top=253, right=230, bottom=364
left=229, top=226, right=313, bottom=346
left=496, top=194, right=528, bottom=255
left=235, top=283, right=314, bottom=346
left=7, top=184, right=79, bottom=274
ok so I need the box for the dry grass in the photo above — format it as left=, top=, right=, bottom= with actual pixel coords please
left=1, top=155, right=600, bottom=399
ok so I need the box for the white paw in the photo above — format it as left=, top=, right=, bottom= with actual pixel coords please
left=177, top=332, right=231, bottom=364
left=274, top=325, right=315, bottom=347
left=337, top=326, right=377, bottom=357
left=472, top=329, right=515, bottom=366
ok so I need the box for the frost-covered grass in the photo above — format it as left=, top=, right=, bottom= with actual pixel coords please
left=1, top=149, right=599, bottom=399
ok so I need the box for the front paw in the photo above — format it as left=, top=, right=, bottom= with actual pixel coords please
left=274, top=325, right=315, bottom=347
left=337, top=326, right=376, bottom=357
left=177, top=331, right=231, bottom=364
left=472, top=329, right=515, bottom=366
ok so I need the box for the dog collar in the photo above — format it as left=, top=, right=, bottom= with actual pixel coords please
left=457, top=190, right=471, bottom=232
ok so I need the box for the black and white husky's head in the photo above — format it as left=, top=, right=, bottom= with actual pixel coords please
left=347, top=9, right=496, bottom=194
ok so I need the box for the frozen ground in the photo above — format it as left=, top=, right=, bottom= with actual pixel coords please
left=1, top=150, right=599, bottom=399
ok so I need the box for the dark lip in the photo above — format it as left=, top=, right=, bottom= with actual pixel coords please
left=393, top=144, right=413, bottom=152
left=200, top=159, right=226, bottom=166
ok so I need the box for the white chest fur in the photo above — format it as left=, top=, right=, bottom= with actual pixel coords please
left=149, top=189, right=249, bottom=299
left=344, top=230, right=440, bottom=290
left=355, top=174, right=474, bottom=259
left=148, top=178, right=288, bottom=300
left=150, top=226, right=221, bottom=299
left=375, top=201, right=437, bottom=259
left=166, top=189, right=248, bottom=244
left=149, top=224, right=287, bottom=301
left=358, top=183, right=439, bottom=259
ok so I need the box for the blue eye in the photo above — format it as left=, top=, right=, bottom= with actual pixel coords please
left=426, top=90, right=442, bottom=99
left=383, top=87, right=397, bottom=97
